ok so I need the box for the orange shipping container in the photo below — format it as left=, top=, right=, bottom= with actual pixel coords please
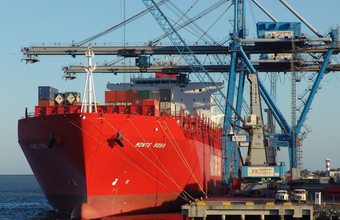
left=38, top=99, right=55, bottom=106
left=115, top=91, right=127, bottom=102
left=105, top=91, right=116, bottom=103
left=126, top=91, right=139, bottom=102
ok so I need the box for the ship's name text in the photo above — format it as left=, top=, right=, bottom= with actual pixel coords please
left=134, top=142, right=166, bottom=148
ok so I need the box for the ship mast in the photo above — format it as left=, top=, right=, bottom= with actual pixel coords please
left=81, top=47, right=97, bottom=113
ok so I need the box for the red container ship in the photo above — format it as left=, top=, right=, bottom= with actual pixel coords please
left=18, top=73, right=224, bottom=219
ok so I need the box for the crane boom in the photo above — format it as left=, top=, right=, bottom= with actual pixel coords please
left=142, top=0, right=243, bottom=123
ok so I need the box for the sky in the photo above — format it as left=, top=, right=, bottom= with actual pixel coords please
left=1, top=0, right=339, bottom=175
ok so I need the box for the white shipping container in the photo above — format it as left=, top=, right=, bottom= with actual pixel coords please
left=160, top=102, right=176, bottom=115
left=149, top=90, right=160, bottom=100
left=266, top=53, right=292, bottom=60
left=265, top=31, right=293, bottom=39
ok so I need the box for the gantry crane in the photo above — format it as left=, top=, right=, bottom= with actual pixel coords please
left=141, top=0, right=339, bottom=187
left=141, top=0, right=287, bottom=190
left=21, top=0, right=340, bottom=186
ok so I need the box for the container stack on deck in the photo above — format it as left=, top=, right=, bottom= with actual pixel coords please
left=38, top=86, right=58, bottom=106
left=105, top=90, right=177, bottom=116
left=38, top=86, right=80, bottom=106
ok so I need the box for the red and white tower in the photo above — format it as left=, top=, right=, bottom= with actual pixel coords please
left=325, top=158, right=331, bottom=176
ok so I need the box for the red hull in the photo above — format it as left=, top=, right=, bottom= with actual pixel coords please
left=18, top=111, right=223, bottom=218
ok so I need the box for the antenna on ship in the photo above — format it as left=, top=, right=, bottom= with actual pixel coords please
left=81, top=47, right=97, bottom=113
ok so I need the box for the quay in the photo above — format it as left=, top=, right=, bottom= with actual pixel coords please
left=182, top=199, right=313, bottom=220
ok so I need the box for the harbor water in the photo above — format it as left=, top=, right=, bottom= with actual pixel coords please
left=0, top=175, right=185, bottom=220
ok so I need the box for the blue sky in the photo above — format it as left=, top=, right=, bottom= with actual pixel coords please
left=1, top=0, right=339, bottom=174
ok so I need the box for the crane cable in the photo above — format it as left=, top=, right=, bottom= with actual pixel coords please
left=167, top=0, right=217, bottom=44
left=176, top=3, right=232, bottom=67
left=65, top=116, right=190, bottom=201
left=171, top=0, right=199, bottom=29
left=159, top=119, right=208, bottom=197
left=196, top=4, right=231, bottom=43
left=75, top=0, right=169, bottom=46
left=102, top=117, right=195, bottom=201
left=165, top=0, right=211, bottom=43
left=152, top=0, right=229, bottom=46
left=105, top=0, right=229, bottom=68
left=248, top=0, right=257, bottom=35
left=126, top=118, right=194, bottom=200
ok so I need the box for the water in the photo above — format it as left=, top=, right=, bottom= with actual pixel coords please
left=0, top=175, right=185, bottom=220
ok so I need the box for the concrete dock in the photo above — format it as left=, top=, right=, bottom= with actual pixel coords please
left=182, top=200, right=313, bottom=220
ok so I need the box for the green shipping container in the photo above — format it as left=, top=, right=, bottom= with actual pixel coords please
left=138, top=90, right=149, bottom=99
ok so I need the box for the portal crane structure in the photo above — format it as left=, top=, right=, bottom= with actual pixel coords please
left=141, top=0, right=244, bottom=124
left=224, top=0, right=339, bottom=185
left=21, top=0, right=340, bottom=186
left=142, top=0, right=288, bottom=188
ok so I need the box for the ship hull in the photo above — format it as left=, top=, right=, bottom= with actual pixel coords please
left=18, top=112, right=223, bottom=218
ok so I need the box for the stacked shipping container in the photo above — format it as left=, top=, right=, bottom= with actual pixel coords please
left=38, top=86, right=80, bottom=106
left=38, top=86, right=58, bottom=106
left=105, top=89, right=178, bottom=116
left=106, top=89, right=172, bottom=104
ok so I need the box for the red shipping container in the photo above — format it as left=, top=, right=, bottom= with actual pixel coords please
left=115, top=91, right=127, bottom=102
left=126, top=91, right=139, bottom=102
left=142, top=99, right=159, bottom=106
left=142, top=105, right=160, bottom=116
left=105, top=91, right=116, bottom=103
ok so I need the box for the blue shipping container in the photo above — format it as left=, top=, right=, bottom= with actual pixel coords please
left=38, top=86, right=58, bottom=100
left=257, top=22, right=301, bottom=39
